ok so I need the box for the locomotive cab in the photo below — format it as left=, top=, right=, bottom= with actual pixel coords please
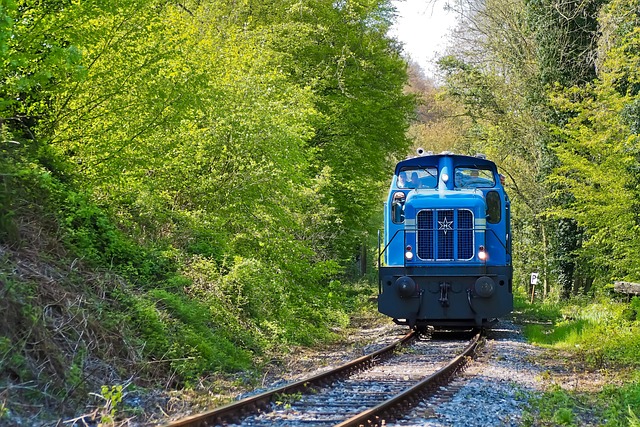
left=378, top=152, right=513, bottom=330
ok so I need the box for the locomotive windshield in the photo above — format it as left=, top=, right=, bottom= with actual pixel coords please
left=454, top=167, right=495, bottom=188
left=396, top=167, right=438, bottom=189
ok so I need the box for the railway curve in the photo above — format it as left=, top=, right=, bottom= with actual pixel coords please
left=165, top=330, right=481, bottom=427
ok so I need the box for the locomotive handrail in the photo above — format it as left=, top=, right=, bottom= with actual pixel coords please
left=378, top=229, right=405, bottom=293
left=378, top=229, right=405, bottom=264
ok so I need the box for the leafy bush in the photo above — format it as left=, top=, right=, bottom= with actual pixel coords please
left=184, top=255, right=350, bottom=350
left=622, top=297, right=640, bottom=321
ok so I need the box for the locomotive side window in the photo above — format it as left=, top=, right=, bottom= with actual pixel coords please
left=391, top=192, right=405, bottom=224
left=486, top=191, right=501, bottom=223
left=396, top=167, right=438, bottom=189
left=454, top=167, right=495, bottom=188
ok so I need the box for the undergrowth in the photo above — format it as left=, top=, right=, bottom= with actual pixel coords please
left=0, top=157, right=373, bottom=424
left=519, top=296, right=640, bottom=426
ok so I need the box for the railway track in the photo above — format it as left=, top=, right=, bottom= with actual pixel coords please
left=166, top=330, right=481, bottom=427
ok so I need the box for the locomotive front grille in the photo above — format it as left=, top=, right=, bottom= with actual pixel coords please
left=417, top=209, right=474, bottom=260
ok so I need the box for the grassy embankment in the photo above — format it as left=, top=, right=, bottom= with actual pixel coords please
left=0, top=163, right=378, bottom=424
left=516, top=293, right=640, bottom=426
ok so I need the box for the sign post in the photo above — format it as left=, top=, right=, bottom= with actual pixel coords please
left=530, top=272, right=539, bottom=303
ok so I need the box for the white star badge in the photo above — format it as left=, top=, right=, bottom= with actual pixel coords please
left=438, top=217, right=453, bottom=234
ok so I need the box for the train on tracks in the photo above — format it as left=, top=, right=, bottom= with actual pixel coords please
left=378, top=151, right=513, bottom=330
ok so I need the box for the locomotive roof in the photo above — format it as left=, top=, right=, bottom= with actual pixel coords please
left=394, top=153, right=496, bottom=174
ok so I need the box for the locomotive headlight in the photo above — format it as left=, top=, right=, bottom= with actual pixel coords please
left=405, top=245, right=413, bottom=261
left=441, top=173, right=449, bottom=183
left=478, top=245, right=488, bottom=261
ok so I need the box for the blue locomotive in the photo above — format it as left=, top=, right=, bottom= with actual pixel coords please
left=378, top=151, right=513, bottom=329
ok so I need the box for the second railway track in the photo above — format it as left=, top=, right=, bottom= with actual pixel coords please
left=167, top=329, right=482, bottom=427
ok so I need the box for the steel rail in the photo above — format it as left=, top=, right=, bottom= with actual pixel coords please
left=334, top=330, right=482, bottom=427
left=164, top=331, right=416, bottom=427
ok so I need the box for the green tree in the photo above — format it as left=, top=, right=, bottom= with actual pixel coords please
left=437, top=0, right=606, bottom=298
left=547, top=0, right=640, bottom=282
left=270, top=0, right=415, bottom=262
left=0, top=0, right=417, bottom=390
left=437, top=0, right=554, bottom=296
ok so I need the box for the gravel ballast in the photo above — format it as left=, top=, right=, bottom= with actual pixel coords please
left=389, top=320, right=546, bottom=426
left=161, top=316, right=609, bottom=426
left=244, top=319, right=548, bottom=426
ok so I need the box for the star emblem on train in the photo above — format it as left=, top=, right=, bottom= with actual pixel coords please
left=438, top=217, right=453, bottom=234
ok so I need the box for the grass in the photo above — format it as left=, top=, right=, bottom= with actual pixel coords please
left=518, top=296, right=640, bottom=426
left=513, top=293, right=563, bottom=323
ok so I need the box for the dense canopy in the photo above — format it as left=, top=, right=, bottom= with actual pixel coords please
left=0, top=0, right=413, bottom=398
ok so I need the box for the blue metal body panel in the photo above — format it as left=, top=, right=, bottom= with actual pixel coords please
left=379, top=153, right=513, bottom=329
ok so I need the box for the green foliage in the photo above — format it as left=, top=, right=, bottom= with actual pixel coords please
left=622, top=297, right=640, bottom=321
left=544, top=0, right=640, bottom=285
left=524, top=319, right=588, bottom=348
left=0, top=0, right=412, bottom=421
left=96, top=384, right=124, bottom=425
left=437, top=0, right=640, bottom=298
left=0, top=273, right=41, bottom=384
left=526, top=379, right=640, bottom=427
left=520, top=295, right=640, bottom=426
left=553, top=407, right=576, bottom=426
left=61, top=191, right=136, bottom=264
left=525, top=0, right=604, bottom=86
left=436, top=0, right=569, bottom=298
left=0, top=176, right=19, bottom=246
left=523, top=384, right=580, bottom=427
left=515, top=294, right=562, bottom=323
left=0, top=335, right=27, bottom=382
left=95, top=283, right=259, bottom=382
left=184, top=256, right=349, bottom=348
left=629, top=405, right=640, bottom=427
left=275, top=391, right=302, bottom=408
left=0, top=113, right=377, bottom=389
left=521, top=297, right=640, bottom=369
left=124, top=293, right=170, bottom=359
left=599, top=377, right=640, bottom=427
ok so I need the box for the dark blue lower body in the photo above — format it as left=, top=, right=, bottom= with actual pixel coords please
left=378, top=265, right=513, bottom=329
